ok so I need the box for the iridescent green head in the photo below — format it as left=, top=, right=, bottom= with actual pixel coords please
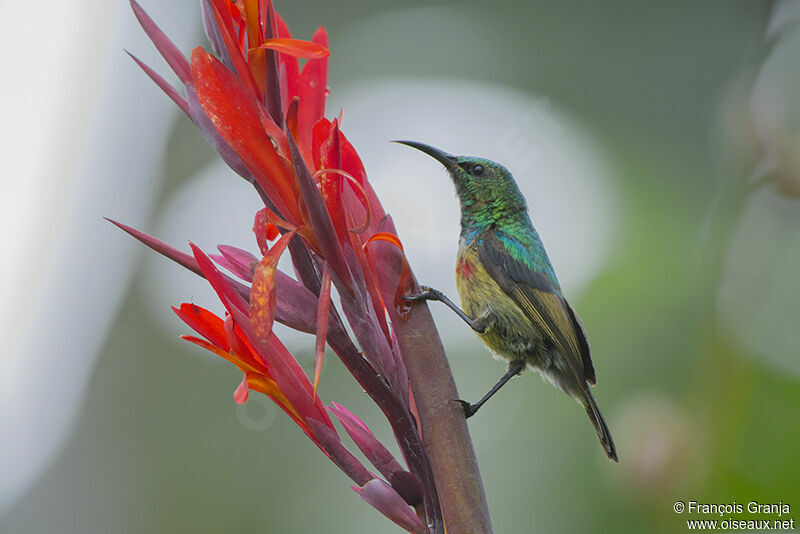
left=396, top=141, right=528, bottom=230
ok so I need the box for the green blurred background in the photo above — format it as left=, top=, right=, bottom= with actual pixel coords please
left=3, top=0, right=800, bottom=532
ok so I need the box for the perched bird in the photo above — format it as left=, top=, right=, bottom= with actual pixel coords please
left=398, top=140, right=618, bottom=462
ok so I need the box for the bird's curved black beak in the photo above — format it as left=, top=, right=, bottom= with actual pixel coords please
left=393, top=140, right=458, bottom=172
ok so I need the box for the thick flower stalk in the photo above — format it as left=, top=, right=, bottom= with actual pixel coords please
left=113, top=1, right=493, bottom=532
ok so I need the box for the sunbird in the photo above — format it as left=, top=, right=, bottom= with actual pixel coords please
left=397, top=140, right=618, bottom=462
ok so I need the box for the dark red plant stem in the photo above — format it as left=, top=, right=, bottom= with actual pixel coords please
left=391, top=300, right=493, bottom=533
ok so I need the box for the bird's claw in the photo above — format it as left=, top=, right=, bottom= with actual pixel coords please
left=402, top=285, right=434, bottom=302
left=452, top=399, right=478, bottom=419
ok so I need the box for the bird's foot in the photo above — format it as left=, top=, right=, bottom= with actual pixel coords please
left=452, top=399, right=479, bottom=419
left=402, top=285, right=437, bottom=302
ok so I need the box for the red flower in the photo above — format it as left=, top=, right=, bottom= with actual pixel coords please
left=113, top=1, right=440, bottom=532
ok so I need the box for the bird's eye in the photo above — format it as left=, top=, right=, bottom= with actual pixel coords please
left=471, top=164, right=485, bottom=176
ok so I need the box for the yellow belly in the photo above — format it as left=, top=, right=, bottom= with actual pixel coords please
left=455, top=247, right=542, bottom=361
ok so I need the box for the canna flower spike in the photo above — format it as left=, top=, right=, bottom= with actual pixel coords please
left=114, top=0, right=481, bottom=531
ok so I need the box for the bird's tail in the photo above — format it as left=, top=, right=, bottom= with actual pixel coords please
left=582, top=390, right=618, bottom=462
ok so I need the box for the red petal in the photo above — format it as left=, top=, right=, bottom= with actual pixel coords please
left=312, top=122, right=385, bottom=237
left=296, top=27, right=329, bottom=158
left=363, top=231, right=414, bottom=317
left=253, top=208, right=291, bottom=256
left=317, top=120, right=348, bottom=240
left=172, top=303, right=230, bottom=351
left=364, top=232, right=404, bottom=253
left=185, top=86, right=255, bottom=180
left=253, top=208, right=271, bottom=255
left=234, top=373, right=250, bottom=404
left=311, top=117, right=332, bottom=169
left=190, top=242, right=250, bottom=317
left=205, top=0, right=260, bottom=98
left=249, top=230, right=296, bottom=342
left=339, top=127, right=387, bottom=231
left=181, top=335, right=258, bottom=374
left=254, top=38, right=329, bottom=58
left=225, top=302, right=330, bottom=427
left=191, top=47, right=299, bottom=222
left=224, top=317, right=270, bottom=374
left=285, top=96, right=299, bottom=144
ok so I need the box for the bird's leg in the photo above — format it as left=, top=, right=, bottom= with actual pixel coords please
left=404, top=285, right=489, bottom=333
left=454, top=360, right=526, bottom=418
